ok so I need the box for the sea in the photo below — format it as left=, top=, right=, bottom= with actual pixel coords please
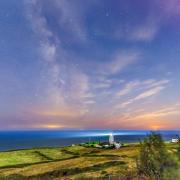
left=0, top=130, right=179, bottom=151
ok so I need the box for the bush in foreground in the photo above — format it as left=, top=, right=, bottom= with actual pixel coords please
left=137, top=132, right=177, bottom=180
left=177, top=136, right=180, bottom=160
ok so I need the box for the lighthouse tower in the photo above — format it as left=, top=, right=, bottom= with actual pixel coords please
left=109, top=133, right=114, bottom=145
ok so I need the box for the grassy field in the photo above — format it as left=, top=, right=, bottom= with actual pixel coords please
left=0, top=143, right=178, bottom=179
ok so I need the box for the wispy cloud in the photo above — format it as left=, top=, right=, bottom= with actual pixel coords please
left=116, top=79, right=170, bottom=108
left=128, top=22, right=159, bottom=42
left=114, top=20, right=159, bottom=42
left=117, top=80, right=140, bottom=96
left=134, top=86, right=165, bottom=100
left=158, top=0, right=180, bottom=16
left=105, top=50, right=141, bottom=75
left=132, top=104, right=180, bottom=120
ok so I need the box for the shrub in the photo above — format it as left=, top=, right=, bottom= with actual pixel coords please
left=177, top=136, right=180, bottom=160
left=137, top=132, right=177, bottom=179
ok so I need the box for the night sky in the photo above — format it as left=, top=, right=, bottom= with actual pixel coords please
left=1, top=0, right=180, bottom=130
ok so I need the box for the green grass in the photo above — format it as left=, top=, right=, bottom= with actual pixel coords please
left=0, top=149, right=45, bottom=167
left=0, top=143, right=179, bottom=179
left=0, top=147, right=73, bottom=168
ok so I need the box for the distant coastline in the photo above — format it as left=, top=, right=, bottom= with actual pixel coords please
left=0, top=130, right=179, bottom=151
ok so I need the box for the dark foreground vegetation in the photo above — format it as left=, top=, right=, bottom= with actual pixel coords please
left=0, top=133, right=179, bottom=179
left=137, top=133, right=180, bottom=179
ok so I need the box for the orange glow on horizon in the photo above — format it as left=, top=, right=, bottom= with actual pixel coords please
left=150, top=125, right=161, bottom=131
left=41, top=124, right=64, bottom=129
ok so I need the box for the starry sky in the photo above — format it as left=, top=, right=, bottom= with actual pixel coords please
left=1, top=0, right=180, bottom=130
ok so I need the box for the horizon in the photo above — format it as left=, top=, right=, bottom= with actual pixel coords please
left=0, top=128, right=180, bottom=132
left=1, top=0, right=180, bottom=130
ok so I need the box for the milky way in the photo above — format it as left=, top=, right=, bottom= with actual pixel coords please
left=0, top=0, right=180, bottom=130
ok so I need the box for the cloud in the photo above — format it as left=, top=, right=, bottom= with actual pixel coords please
left=114, top=21, right=159, bottom=42
left=112, top=1, right=180, bottom=43
left=116, top=79, right=169, bottom=98
left=107, top=104, right=180, bottom=130
left=93, top=80, right=113, bottom=90
left=118, top=100, right=133, bottom=108
left=93, top=82, right=112, bottom=89
left=91, top=8, right=161, bottom=43
left=134, top=86, right=165, bottom=100
left=117, top=81, right=140, bottom=96
left=133, top=105, right=180, bottom=120
left=84, top=100, right=96, bottom=104
left=158, top=0, right=180, bottom=16
left=128, top=22, right=159, bottom=42
left=116, top=0, right=180, bottom=44
left=145, top=79, right=170, bottom=88
left=116, top=79, right=170, bottom=108
left=106, top=50, right=141, bottom=75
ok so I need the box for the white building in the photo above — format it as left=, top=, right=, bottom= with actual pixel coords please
left=171, top=138, right=179, bottom=143
left=114, top=142, right=121, bottom=149
left=109, top=133, right=114, bottom=145
left=95, top=144, right=102, bottom=148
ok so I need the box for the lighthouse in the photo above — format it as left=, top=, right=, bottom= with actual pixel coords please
left=109, top=133, right=114, bottom=145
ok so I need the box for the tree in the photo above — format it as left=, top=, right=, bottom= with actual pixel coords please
left=137, top=132, right=177, bottom=179
left=177, top=136, right=180, bottom=160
